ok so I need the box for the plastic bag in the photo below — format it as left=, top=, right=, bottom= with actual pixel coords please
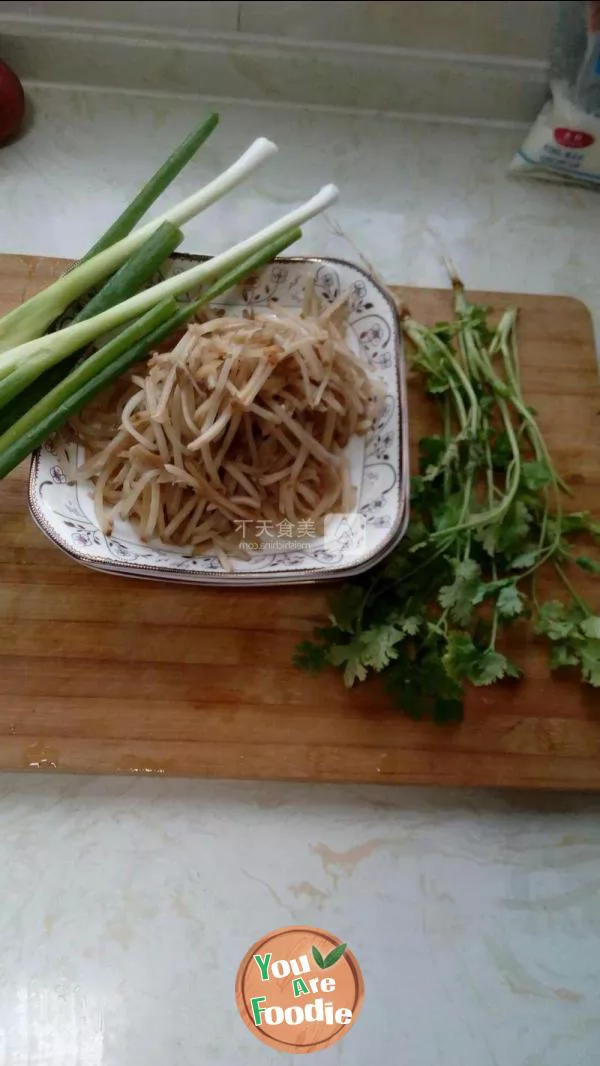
left=510, top=82, right=600, bottom=185
left=510, top=1, right=600, bottom=186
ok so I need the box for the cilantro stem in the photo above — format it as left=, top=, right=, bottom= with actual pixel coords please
left=484, top=438, right=495, bottom=504
left=554, top=563, right=591, bottom=616
left=443, top=394, right=452, bottom=497
left=429, top=398, right=521, bottom=539
left=403, top=320, right=474, bottom=432
left=490, top=313, right=570, bottom=496
left=490, top=309, right=520, bottom=392
left=299, top=278, right=600, bottom=722
left=458, top=461, right=476, bottom=528
left=489, top=605, right=500, bottom=650
left=484, top=440, right=501, bottom=616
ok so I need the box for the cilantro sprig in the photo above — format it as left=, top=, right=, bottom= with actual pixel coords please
left=294, top=279, right=600, bottom=722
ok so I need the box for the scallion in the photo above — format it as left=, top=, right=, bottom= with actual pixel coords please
left=0, top=220, right=183, bottom=435
left=0, top=227, right=301, bottom=478
left=0, top=136, right=278, bottom=351
left=0, top=184, right=337, bottom=399
left=71, top=220, right=183, bottom=323
left=80, top=112, right=219, bottom=262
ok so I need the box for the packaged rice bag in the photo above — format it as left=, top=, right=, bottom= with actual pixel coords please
left=510, top=0, right=600, bottom=186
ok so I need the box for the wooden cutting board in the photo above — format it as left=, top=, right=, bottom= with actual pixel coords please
left=1, top=252, right=600, bottom=789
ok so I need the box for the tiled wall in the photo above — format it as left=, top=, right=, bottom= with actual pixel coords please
left=0, top=1, right=555, bottom=121
left=0, top=0, right=558, bottom=60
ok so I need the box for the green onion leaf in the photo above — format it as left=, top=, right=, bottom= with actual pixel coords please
left=0, top=220, right=183, bottom=435
left=81, top=113, right=219, bottom=261
left=0, top=227, right=301, bottom=479
left=0, top=136, right=277, bottom=351
left=0, top=221, right=184, bottom=415
left=0, top=186, right=333, bottom=386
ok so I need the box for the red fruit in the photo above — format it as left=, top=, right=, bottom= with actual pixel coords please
left=0, top=61, right=25, bottom=145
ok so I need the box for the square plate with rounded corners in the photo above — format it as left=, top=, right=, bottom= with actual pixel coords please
left=28, top=255, right=409, bottom=586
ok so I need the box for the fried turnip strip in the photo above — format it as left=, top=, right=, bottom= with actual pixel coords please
left=153, top=363, right=178, bottom=423
left=68, top=290, right=381, bottom=561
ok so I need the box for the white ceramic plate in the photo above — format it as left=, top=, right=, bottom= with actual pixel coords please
left=29, top=256, right=409, bottom=585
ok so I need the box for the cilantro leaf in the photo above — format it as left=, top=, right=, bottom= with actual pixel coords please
left=443, top=632, right=519, bottom=685
left=493, top=501, right=533, bottom=556
left=521, top=460, right=553, bottom=491
left=580, top=616, right=600, bottom=639
left=575, top=556, right=600, bottom=575
left=328, top=586, right=364, bottom=633
left=477, top=503, right=534, bottom=559
left=491, top=430, right=515, bottom=470
left=426, top=372, right=451, bottom=395
left=560, top=511, right=600, bottom=537
left=496, top=583, right=526, bottom=619
left=418, top=436, right=446, bottom=475
left=472, top=650, right=519, bottom=686
left=538, top=608, right=600, bottom=685
left=471, top=582, right=495, bottom=605
left=503, top=657, right=523, bottom=679
left=578, top=640, right=600, bottom=687
left=535, top=601, right=582, bottom=641
left=295, top=296, right=600, bottom=724
left=322, top=610, right=412, bottom=686
left=327, top=639, right=368, bottom=686
left=509, top=549, right=539, bottom=570
left=438, top=559, right=483, bottom=625
left=421, top=439, right=459, bottom=482
left=442, top=632, right=480, bottom=683
left=477, top=524, right=500, bottom=557
left=326, top=617, right=415, bottom=684
left=550, top=644, right=579, bottom=670
left=383, top=630, right=465, bottom=721
left=358, top=624, right=405, bottom=672
left=432, top=493, right=464, bottom=535
left=314, top=623, right=344, bottom=643
left=386, top=609, right=423, bottom=637
left=293, top=641, right=329, bottom=674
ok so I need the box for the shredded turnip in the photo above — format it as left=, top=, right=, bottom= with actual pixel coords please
left=67, top=290, right=382, bottom=557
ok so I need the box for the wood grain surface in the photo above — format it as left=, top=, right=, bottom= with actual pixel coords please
left=1, top=252, right=599, bottom=789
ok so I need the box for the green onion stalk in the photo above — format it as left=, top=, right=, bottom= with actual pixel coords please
left=0, top=227, right=301, bottom=479
left=80, top=112, right=218, bottom=262
left=0, top=220, right=184, bottom=423
left=0, top=184, right=337, bottom=402
left=0, top=135, right=277, bottom=351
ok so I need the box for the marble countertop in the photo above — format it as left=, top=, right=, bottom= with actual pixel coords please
left=1, top=84, right=600, bottom=1065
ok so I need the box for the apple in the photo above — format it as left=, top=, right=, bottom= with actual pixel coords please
left=0, top=61, right=25, bottom=144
